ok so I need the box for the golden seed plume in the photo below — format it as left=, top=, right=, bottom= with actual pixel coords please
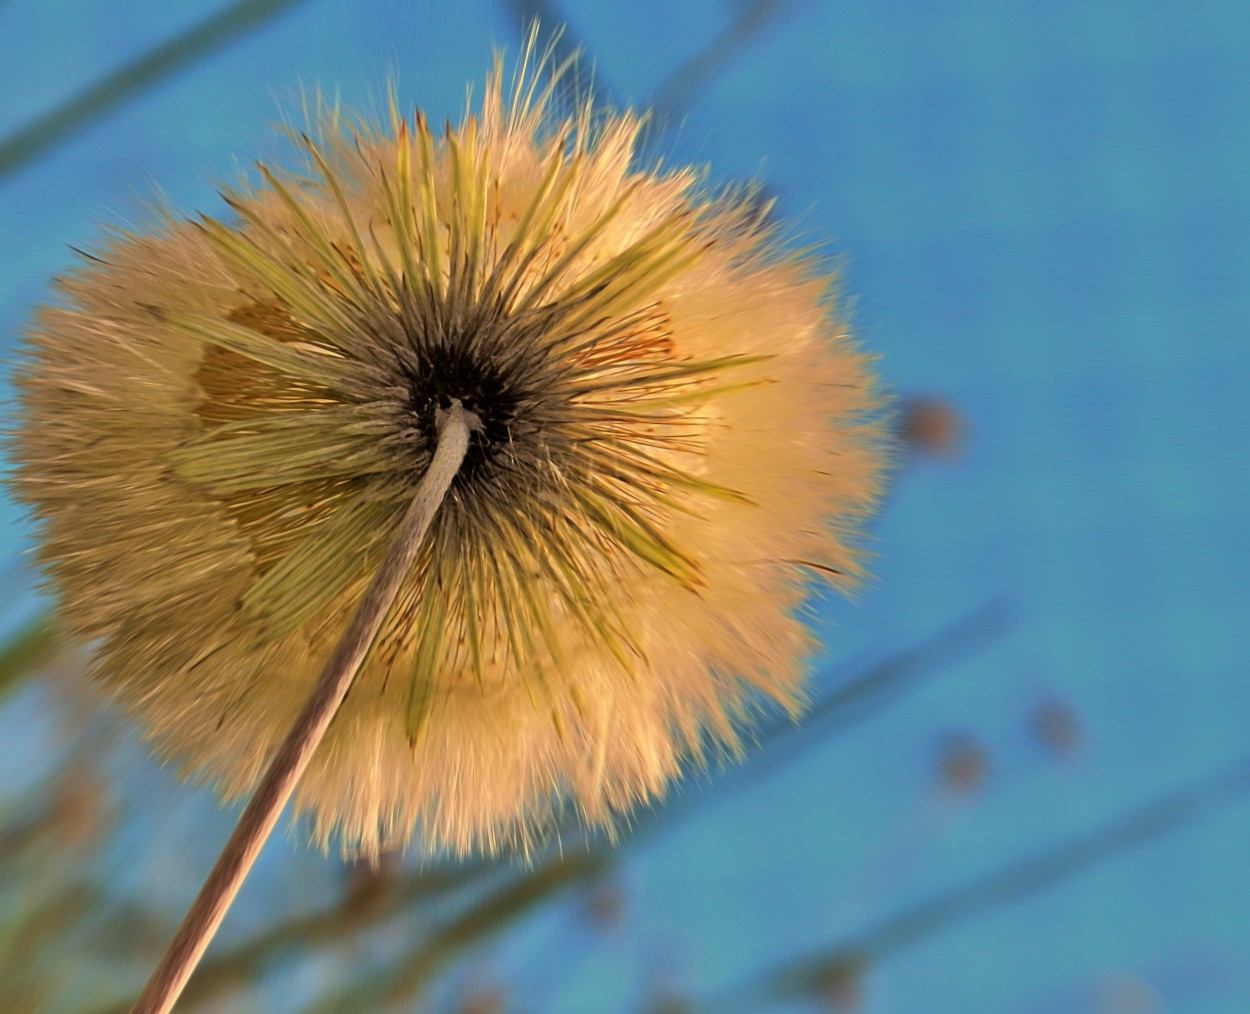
left=10, top=39, right=887, bottom=858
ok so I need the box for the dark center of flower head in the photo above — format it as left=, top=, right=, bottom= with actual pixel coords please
left=402, top=338, right=525, bottom=490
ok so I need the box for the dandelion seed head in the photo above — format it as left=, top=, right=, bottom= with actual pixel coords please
left=11, top=41, right=888, bottom=858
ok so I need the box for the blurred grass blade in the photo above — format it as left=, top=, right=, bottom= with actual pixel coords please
left=0, top=614, right=60, bottom=700
left=0, top=0, right=315, bottom=182
left=721, top=749, right=1250, bottom=1011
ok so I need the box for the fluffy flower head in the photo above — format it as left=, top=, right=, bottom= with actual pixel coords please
left=12, top=47, right=886, bottom=857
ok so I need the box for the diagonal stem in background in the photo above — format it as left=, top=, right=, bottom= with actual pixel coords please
left=711, top=749, right=1250, bottom=1012
left=0, top=0, right=314, bottom=182
left=149, top=602, right=1009, bottom=1012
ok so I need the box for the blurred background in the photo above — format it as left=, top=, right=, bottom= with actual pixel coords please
left=1, top=1, right=1248, bottom=1011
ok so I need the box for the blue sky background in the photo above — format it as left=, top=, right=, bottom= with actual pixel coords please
left=1, top=1, right=1248, bottom=1011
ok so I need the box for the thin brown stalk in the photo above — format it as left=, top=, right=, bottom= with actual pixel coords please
left=131, top=401, right=478, bottom=1014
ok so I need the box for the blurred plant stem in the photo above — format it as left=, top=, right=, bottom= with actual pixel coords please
left=0, top=0, right=314, bottom=181
left=702, top=750, right=1250, bottom=1012
left=0, top=615, right=61, bottom=702
left=306, top=853, right=610, bottom=1013
left=92, top=602, right=1007, bottom=1012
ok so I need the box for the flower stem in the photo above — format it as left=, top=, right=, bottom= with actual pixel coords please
left=131, top=401, right=478, bottom=1014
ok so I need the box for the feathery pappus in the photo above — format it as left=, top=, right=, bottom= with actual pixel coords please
left=11, top=42, right=887, bottom=858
